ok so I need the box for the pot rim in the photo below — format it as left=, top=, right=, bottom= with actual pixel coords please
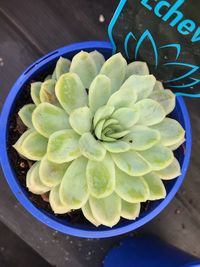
left=0, top=41, right=192, bottom=238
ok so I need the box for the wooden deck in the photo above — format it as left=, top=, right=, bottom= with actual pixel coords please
left=0, top=1, right=200, bottom=266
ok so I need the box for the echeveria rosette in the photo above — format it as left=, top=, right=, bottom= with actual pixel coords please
left=14, top=51, right=185, bottom=228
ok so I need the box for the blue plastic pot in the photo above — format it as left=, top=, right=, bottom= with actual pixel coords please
left=104, top=236, right=200, bottom=267
left=0, top=41, right=192, bottom=238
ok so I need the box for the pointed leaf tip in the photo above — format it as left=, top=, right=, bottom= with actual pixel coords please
left=90, top=51, right=105, bottom=73
left=151, top=118, right=185, bottom=146
left=126, top=61, right=149, bottom=79
left=55, top=72, right=87, bottom=114
left=40, top=79, right=59, bottom=106
left=31, top=82, right=42, bottom=105
left=121, top=200, right=141, bottom=220
left=70, top=51, right=98, bottom=88
left=26, top=162, right=51, bottom=195
left=21, top=131, right=48, bottom=161
left=49, top=185, right=71, bottom=214
left=89, top=74, right=111, bottom=114
left=18, top=104, right=36, bottom=128
left=55, top=57, right=71, bottom=80
left=82, top=201, right=101, bottom=227
left=143, top=173, right=166, bottom=200
left=155, top=157, right=181, bottom=180
left=100, top=53, right=127, bottom=93
left=89, top=193, right=121, bottom=228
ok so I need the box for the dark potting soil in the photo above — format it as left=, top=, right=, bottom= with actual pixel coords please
left=7, top=81, right=150, bottom=226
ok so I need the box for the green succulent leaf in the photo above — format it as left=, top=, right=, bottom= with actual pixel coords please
left=21, top=131, right=48, bottom=161
left=95, top=119, right=105, bottom=140
left=60, top=157, right=88, bottom=209
left=107, top=124, right=122, bottom=133
left=121, top=75, right=156, bottom=101
left=55, top=57, right=71, bottom=80
left=149, top=89, right=176, bottom=115
left=70, top=51, right=98, bottom=88
left=49, top=185, right=71, bottom=214
left=89, top=74, right=111, bottom=114
left=89, top=193, right=121, bottom=228
left=126, top=61, right=149, bottom=79
left=79, top=132, right=106, bottom=161
left=153, top=81, right=164, bottom=91
left=143, top=173, right=166, bottom=200
left=69, top=107, right=92, bottom=135
left=101, top=134, right=116, bottom=142
left=39, top=155, right=70, bottom=187
left=44, top=75, right=52, bottom=81
left=26, top=162, right=51, bottom=194
left=151, top=118, right=185, bottom=146
left=82, top=201, right=101, bottom=227
left=108, top=130, right=130, bottom=139
left=134, top=99, right=165, bottom=126
left=31, top=82, right=42, bottom=105
left=32, top=103, right=70, bottom=138
left=86, top=153, right=115, bottom=199
left=115, top=167, right=149, bottom=203
left=155, top=157, right=181, bottom=180
left=111, top=107, right=139, bottom=129
left=13, top=51, right=182, bottom=228
left=40, top=79, right=60, bottom=106
left=89, top=51, right=105, bottom=73
left=123, top=125, right=160, bottom=151
left=55, top=72, right=87, bottom=114
left=107, top=86, right=137, bottom=109
left=103, top=140, right=130, bottom=153
left=112, top=151, right=151, bottom=176
left=100, top=53, right=127, bottom=93
left=13, top=129, right=35, bottom=155
left=93, top=105, right=114, bottom=127
left=18, top=104, right=36, bottom=128
left=167, top=138, right=185, bottom=151
left=47, top=129, right=81, bottom=163
left=139, top=144, right=173, bottom=171
left=102, top=127, right=113, bottom=136
left=121, top=200, right=141, bottom=220
left=103, top=119, right=118, bottom=129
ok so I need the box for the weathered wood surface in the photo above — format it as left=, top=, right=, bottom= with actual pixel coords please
left=0, top=1, right=200, bottom=266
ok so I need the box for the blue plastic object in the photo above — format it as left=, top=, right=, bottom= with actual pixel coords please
left=0, top=41, right=192, bottom=238
left=104, top=236, right=200, bottom=267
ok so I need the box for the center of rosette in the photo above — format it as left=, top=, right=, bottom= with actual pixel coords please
left=93, top=105, right=138, bottom=142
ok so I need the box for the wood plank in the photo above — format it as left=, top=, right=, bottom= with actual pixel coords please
left=0, top=1, right=200, bottom=266
left=0, top=0, right=118, bottom=53
left=0, top=220, right=51, bottom=267
left=0, top=11, right=42, bottom=108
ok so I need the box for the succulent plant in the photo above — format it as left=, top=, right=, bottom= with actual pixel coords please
left=14, top=51, right=185, bottom=227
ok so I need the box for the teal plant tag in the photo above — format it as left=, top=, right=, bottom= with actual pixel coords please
left=108, top=0, right=200, bottom=97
